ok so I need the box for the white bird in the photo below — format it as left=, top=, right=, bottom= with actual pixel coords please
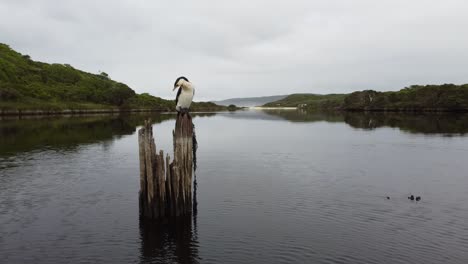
left=173, top=76, right=194, bottom=113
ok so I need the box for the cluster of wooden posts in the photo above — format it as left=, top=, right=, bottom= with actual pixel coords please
left=138, top=114, right=194, bottom=220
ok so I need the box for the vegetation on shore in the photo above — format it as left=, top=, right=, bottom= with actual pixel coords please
left=263, top=93, right=346, bottom=110
left=3, top=42, right=466, bottom=113
left=0, top=43, right=230, bottom=113
left=263, top=84, right=468, bottom=112
left=343, top=84, right=468, bottom=112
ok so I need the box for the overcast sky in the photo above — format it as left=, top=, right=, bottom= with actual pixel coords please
left=1, top=0, right=467, bottom=100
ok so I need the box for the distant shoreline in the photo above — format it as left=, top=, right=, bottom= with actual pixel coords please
left=0, top=108, right=161, bottom=116
left=3, top=106, right=468, bottom=117
left=252, top=106, right=468, bottom=113
left=0, top=108, right=236, bottom=116
left=249, top=106, right=297, bottom=110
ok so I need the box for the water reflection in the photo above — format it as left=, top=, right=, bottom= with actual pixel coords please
left=0, top=113, right=218, bottom=157
left=139, top=216, right=200, bottom=264
left=1, top=110, right=468, bottom=264
left=0, top=114, right=153, bottom=155
left=259, top=109, right=468, bottom=135
left=2, top=110, right=466, bottom=158
left=343, top=112, right=468, bottom=135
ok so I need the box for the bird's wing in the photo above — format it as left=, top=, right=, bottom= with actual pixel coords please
left=175, top=87, right=182, bottom=105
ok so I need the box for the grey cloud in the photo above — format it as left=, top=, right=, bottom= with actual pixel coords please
left=1, top=0, right=467, bottom=100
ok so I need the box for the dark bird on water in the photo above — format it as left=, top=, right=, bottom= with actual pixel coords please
left=408, top=195, right=415, bottom=201
left=173, top=76, right=194, bottom=113
left=386, top=196, right=390, bottom=200
left=415, top=196, right=421, bottom=201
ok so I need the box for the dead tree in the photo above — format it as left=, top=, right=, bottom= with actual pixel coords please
left=138, top=114, right=194, bottom=220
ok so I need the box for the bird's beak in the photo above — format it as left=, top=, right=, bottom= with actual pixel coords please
left=173, top=86, right=180, bottom=91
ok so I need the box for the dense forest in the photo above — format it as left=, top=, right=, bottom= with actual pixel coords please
left=0, top=43, right=227, bottom=112
left=264, top=85, right=468, bottom=112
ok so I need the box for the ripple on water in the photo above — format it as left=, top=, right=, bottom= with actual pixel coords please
left=2, top=113, right=468, bottom=263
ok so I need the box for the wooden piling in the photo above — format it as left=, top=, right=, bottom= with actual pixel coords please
left=138, top=114, right=194, bottom=220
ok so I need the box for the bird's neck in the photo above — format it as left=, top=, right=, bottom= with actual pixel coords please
left=181, top=81, right=193, bottom=91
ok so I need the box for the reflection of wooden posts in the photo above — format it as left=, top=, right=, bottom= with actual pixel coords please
left=138, top=114, right=194, bottom=220
left=139, top=215, right=198, bottom=262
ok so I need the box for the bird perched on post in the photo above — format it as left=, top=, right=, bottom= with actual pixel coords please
left=173, top=76, right=194, bottom=114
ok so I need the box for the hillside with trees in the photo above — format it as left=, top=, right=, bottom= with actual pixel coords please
left=0, top=43, right=227, bottom=113
left=262, top=93, right=346, bottom=110
left=343, top=84, right=468, bottom=112
left=263, top=85, right=468, bottom=112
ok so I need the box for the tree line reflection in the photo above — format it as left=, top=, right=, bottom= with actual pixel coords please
left=260, top=109, right=468, bottom=135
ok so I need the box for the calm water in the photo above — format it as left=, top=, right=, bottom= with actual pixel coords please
left=1, top=110, right=468, bottom=264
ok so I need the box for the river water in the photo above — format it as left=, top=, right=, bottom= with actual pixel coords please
left=1, top=110, right=468, bottom=263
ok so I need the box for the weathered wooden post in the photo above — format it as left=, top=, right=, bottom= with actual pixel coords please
left=138, top=114, right=195, bottom=220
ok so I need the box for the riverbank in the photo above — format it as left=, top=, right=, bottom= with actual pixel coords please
left=0, top=108, right=163, bottom=116
left=263, top=84, right=468, bottom=112
left=0, top=107, right=239, bottom=116
left=249, top=106, right=297, bottom=110
left=0, top=98, right=237, bottom=116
